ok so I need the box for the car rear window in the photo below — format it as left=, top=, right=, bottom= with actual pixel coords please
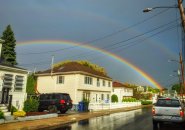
left=61, top=94, right=71, bottom=100
left=156, top=99, right=180, bottom=107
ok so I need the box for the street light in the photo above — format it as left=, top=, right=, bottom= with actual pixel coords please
left=143, top=6, right=178, bottom=12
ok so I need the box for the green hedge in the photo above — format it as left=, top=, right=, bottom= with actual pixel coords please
left=122, top=98, right=137, bottom=102
left=23, top=97, right=39, bottom=112
left=141, top=100, right=152, bottom=105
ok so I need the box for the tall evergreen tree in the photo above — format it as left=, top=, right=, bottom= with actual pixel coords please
left=1, top=25, right=17, bottom=65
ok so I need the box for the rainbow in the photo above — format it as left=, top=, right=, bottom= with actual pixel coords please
left=16, top=40, right=163, bottom=89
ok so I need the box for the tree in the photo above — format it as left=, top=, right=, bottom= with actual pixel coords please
left=171, top=84, right=181, bottom=94
left=1, top=25, right=17, bottom=65
left=26, top=74, right=36, bottom=95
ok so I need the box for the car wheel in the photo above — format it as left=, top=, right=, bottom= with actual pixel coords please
left=60, top=109, right=67, bottom=114
left=38, top=108, right=43, bottom=112
left=153, top=120, right=158, bottom=129
left=48, top=105, right=57, bottom=113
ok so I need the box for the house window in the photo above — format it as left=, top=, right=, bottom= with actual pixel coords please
left=102, top=80, right=105, bottom=86
left=84, top=76, right=93, bottom=85
left=3, top=74, right=13, bottom=88
left=97, top=78, right=100, bottom=87
left=101, top=94, right=104, bottom=100
left=57, top=76, right=64, bottom=84
left=14, top=75, right=24, bottom=91
left=108, top=81, right=111, bottom=87
left=107, top=94, right=110, bottom=100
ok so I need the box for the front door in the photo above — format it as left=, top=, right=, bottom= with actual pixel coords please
left=1, top=88, right=10, bottom=104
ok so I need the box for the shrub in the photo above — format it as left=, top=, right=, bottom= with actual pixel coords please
left=0, top=110, right=4, bottom=119
left=11, top=106, right=18, bottom=115
left=13, top=111, right=26, bottom=117
left=122, top=98, right=137, bottom=102
left=23, top=97, right=39, bottom=112
left=141, top=100, right=152, bottom=105
left=111, top=94, right=118, bottom=103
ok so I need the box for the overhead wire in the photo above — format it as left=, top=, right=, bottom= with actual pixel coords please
left=17, top=8, right=171, bottom=55
left=18, top=20, right=180, bottom=67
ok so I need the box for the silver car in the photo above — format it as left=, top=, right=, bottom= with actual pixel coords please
left=152, top=97, right=185, bottom=128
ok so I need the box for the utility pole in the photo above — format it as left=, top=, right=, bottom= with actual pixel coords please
left=178, top=0, right=185, bottom=32
left=178, top=0, right=185, bottom=96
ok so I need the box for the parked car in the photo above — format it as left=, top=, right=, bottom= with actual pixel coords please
left=38, top=93, right=73, bottom=113
left=152, top=97, right=185, bottom=128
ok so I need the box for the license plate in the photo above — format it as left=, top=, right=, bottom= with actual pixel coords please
left=162, top=116, right=171, bottom=119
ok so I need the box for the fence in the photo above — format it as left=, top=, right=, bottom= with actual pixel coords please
left=88, top=102, right=141, bottom=111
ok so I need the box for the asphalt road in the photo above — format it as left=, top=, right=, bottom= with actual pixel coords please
left=54, top=107, right=184, bottom=130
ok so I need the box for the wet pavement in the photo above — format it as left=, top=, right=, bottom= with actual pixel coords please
left=53, top=107, right=185, bottom=130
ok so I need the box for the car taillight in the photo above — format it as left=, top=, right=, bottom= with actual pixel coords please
left=180, top=109, right=184, bottom=117
left=152, top=108, right=155, bottom=115
left=60, top=100, right=65, bottom=104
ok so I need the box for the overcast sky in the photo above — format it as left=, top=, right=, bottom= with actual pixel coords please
left=0, top=0, right=184, bottom=88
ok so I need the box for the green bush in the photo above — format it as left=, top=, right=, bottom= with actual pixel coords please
left=23, top=97, right=39, bottom=112
left=111, top=94, right=118, bottom=103
left=141, top=100, right=152, bottom=105
left=122, top=98, right=137, bottom=102
left=0, top=110, right=4, bottom=119
left=11, top=106, right=18, bottom=115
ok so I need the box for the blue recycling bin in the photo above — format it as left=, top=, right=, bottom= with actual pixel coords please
left=78, top=101, right=84, bottom=112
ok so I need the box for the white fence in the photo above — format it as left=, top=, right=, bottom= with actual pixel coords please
left=89, top=102, right=141, bottom=111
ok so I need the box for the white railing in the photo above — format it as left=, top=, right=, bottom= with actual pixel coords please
left=89, top=102, right=141, bottom=111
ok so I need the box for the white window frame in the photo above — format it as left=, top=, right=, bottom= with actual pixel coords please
left=97, top=78, right=100, bottom=87
left=84, top=76, right=93, bottom=85
left=102, top=80, right=106, bottom=86
left=57, top=76, right=64, bottom=84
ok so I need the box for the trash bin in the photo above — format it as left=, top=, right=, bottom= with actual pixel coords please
left=78, top=101, right=84, bottom=112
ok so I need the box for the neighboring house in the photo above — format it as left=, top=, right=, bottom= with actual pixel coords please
left=35, top=62, right=112, bottom=104
left=137, top=86, right=145, bottom=92
left=0, top=39, right=28, bottom=110
left=112, top=81, right=133, bottom=102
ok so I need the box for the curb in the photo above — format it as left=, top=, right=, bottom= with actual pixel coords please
left=0, top=105, right=152, bottom=130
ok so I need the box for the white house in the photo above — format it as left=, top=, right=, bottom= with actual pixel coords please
left=112, top=81, right=133, bottom=102
left=137, top=86, right=145, bottom=92
left=35, top=61, right=112, bottom=104
left=0, top=39, right=28, bottom=110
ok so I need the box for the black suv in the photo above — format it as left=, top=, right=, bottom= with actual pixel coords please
left=38, top=93, right=73, bottom=113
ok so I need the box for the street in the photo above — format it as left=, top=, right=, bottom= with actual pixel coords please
left=54, top=107, right=184, bottom=130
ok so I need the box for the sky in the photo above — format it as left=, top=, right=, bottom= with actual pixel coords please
left=0, top=0, right=184, bottom=89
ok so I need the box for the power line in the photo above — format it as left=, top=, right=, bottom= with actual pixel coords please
left=18, top=21, right=179, bottom=68
left=17, top=8, right=171, bottom=55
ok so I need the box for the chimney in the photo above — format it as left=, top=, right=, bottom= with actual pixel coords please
left=0, top=39, right=4, bottom=62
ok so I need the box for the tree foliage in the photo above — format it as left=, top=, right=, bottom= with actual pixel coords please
left=26, top=74, right=36, bottom=95
left=171, top=83, right=181, bottom=94
left=1, top=25, right=17, bottom=65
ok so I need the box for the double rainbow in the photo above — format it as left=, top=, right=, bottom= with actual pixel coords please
left=17, top=40, right=163, bottom=89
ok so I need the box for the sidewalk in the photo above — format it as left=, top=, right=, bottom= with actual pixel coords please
left=0, top=105, right=152, bottom=130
